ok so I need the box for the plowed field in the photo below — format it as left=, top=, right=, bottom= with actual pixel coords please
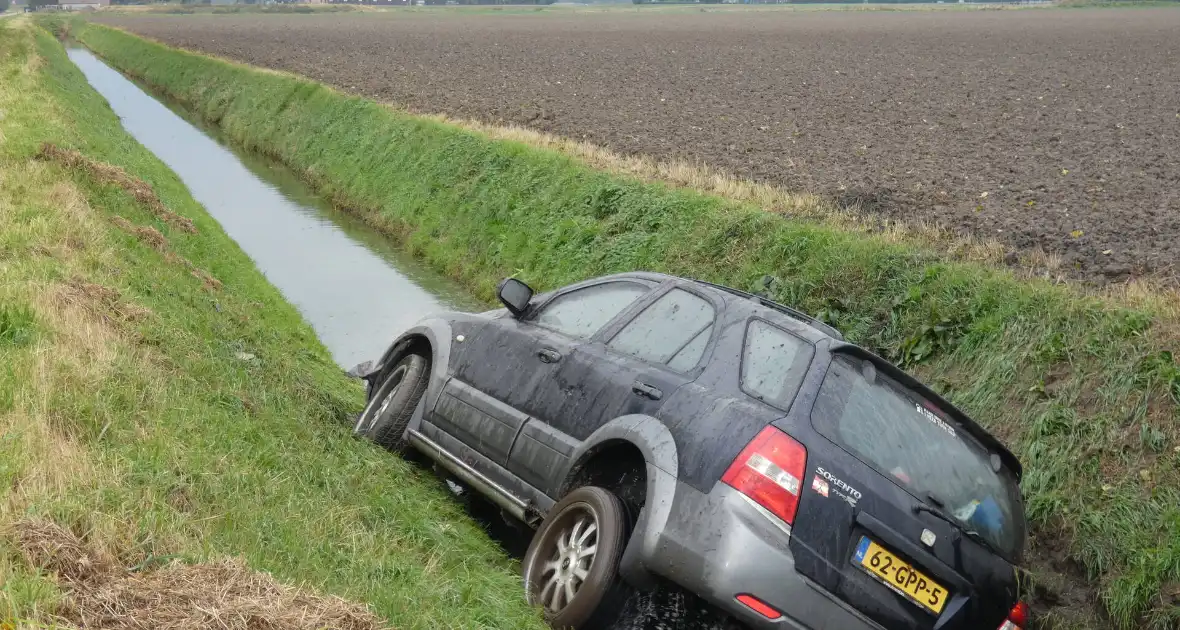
left=97, top=8, right=1180, bottom=285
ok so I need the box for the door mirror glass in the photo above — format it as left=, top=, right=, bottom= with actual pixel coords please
left=497, top=278, right=534, bottom=317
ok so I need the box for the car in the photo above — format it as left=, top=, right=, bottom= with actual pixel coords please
left=349, top=272, right=1031, bottom=630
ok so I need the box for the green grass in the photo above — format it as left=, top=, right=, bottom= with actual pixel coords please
left=71, top=21, right=1180, bottom=628
left=0, top=17, right=545, bottom=630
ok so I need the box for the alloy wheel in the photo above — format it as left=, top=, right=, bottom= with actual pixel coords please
left=537, top=510, right=599, bottom=613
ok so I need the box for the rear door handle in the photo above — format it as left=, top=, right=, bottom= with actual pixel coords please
left=537, top=348, right=563, bottom=364
left=632, top=382, right=663, bottom=401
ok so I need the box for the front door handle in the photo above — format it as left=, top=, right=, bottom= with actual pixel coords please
left=632, top=381, right=663, bottom=401
left=537, top=348, right=563, bottom=364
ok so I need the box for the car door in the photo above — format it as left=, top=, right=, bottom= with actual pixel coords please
left=506, top=284, right=721, bottom=495
left=437, top=279, right=655, bottom=467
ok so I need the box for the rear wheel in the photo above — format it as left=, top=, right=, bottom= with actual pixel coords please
left=353, top=353, right=429, bottom=452
left=523, top=486, right=630, bottom=629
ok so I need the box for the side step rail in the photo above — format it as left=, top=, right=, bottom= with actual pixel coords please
left=407, top=429, right=537, bottom=525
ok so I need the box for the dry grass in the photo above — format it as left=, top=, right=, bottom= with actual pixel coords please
left=0, top=411, right=99, bottom=521
left=108, top=215, right=168, bottom=252
left=168, top=256, right=221, bottom=290
left=0, top=169, right=119, bottom=522
left=107, top=215, right=221, bottom=290
left=168, top=253, right=222, bottom=291
left=55, top=277, right=153, bottom=325
left=11, top=522, right=120, bottom=587
left=2, top=122, right=142, bottom=624
left=36, top=143, right=197, bottom=235
left=0, top=161, right=107, bottom=265
left=11, top=520, right=389, bottom=630
left=2, top=149, right=123, bottom=583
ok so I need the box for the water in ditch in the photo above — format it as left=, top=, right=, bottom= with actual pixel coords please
left=65, top=47, right=483, bottom=371
left=65, top=45, right=538, bottom=561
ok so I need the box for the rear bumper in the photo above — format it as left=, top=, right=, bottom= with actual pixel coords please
left=648, top=482, right=883, bottom=630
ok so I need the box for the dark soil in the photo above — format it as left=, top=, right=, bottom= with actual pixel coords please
left=96, top=8, right=1180, bottom=284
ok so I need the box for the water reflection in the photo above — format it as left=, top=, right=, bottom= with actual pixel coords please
left=67, top=47, right=482, bottom=369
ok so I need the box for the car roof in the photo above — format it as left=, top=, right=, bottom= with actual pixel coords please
left=598, top=271, right=843, bottom=340
left=597, top=272, right=1021, bottom=477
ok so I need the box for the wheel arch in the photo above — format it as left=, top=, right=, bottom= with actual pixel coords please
left=555, top=415, right=679, bottom=591
left=362, top=320, right=456, bottom=436
left=377, top=332, right=435, bottom=375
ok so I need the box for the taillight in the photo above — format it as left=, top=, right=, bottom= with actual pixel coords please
left=999, top=601, right=1030, bottom=630
left=722, top=426, right=807, bottom=526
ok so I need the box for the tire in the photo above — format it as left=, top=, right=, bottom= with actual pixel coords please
left=353, top=353, right=429, bottom=452
left=523, top=486, right=631, bottom=630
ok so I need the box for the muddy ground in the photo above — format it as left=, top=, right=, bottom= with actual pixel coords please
left=97, top=8, right=1180, bottom=285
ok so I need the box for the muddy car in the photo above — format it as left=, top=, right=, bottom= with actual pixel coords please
left=351, top=272, right=1031, bottom=630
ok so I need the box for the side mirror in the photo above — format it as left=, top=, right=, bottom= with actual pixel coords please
left=497, top=278, right=534, bottom=317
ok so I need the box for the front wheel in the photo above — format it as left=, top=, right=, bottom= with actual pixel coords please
left=353, top=353, right=429, bottom=452
left=523, top=486, right=630, bottom=629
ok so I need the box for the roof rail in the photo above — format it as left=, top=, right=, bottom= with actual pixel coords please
left=691, top=279, right=845, bottom=340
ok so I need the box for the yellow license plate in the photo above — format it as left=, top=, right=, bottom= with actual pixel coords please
left=853, top=537, right=948, bottom=615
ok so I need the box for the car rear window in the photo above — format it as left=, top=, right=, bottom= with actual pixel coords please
left=811, top=355, right=1025, bottom=559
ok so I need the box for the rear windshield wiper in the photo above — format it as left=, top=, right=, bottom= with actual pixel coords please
left=912, top=503, right=1004, bottom=557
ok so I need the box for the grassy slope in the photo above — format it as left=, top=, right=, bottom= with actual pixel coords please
left=0, top=18, right=545, bottom=630
left=73, top=22, right=1180, bottom=628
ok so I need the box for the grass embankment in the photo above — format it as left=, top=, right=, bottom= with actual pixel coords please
left=0, top=18, right=545, bottom=630
left=73, top=22, right=1180, bottom=628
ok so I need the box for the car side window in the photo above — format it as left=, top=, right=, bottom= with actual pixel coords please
left=607, top=289, right=715, bottom=370
left=667, top=325, right=712, bottom=372
left=532, top=282, right=649, bottom=340
left=741, top=320, right=815, bottom=409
